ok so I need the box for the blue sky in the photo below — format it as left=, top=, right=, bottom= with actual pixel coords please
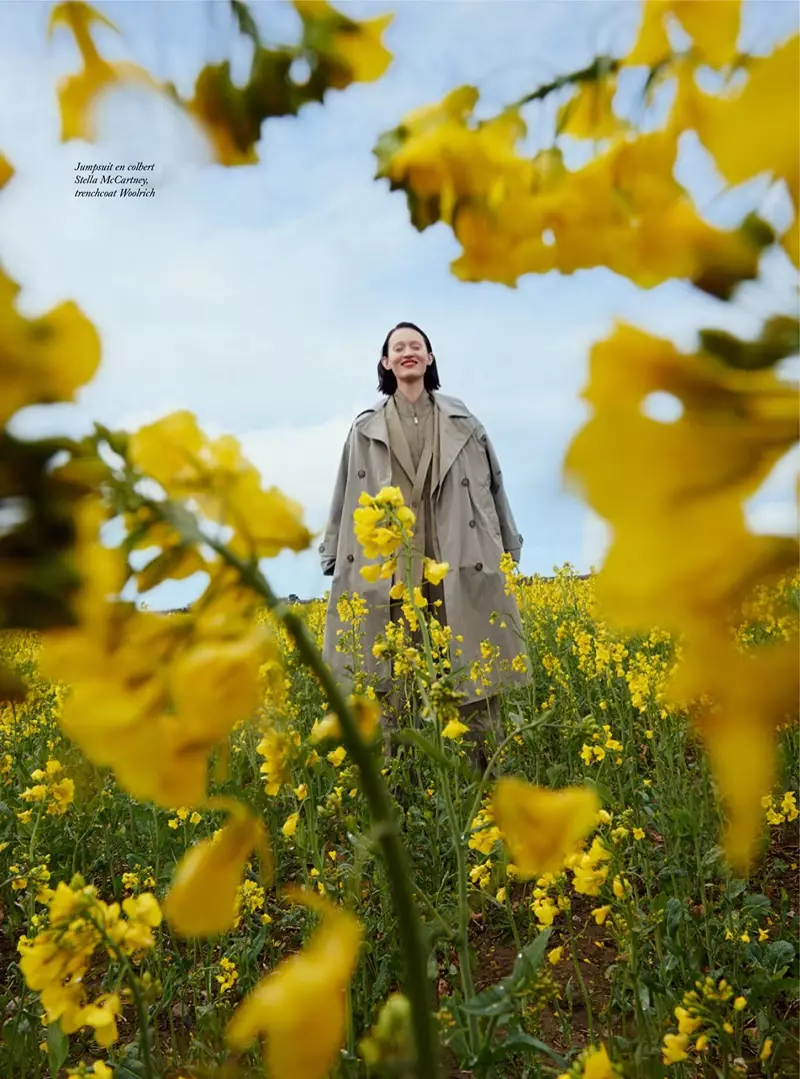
left=0, top=0, right=797, bottom=606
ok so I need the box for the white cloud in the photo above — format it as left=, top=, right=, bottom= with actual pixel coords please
left=580, top=511, right=612, bottom=573
left=240, top=416, right=352, bottom=531
left=746, top=501, right=799, bottom=537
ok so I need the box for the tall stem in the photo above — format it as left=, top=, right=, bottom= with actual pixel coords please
left=199, top=536, right=439, bottom=1079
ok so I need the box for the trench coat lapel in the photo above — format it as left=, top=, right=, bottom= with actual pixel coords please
left=383, top=398, right=416, bottom=485
left=360, top=400, right=391, bottom=448
left=361, top=395, right=472, bottom=494
left=434, top=393, right=473, bottom=494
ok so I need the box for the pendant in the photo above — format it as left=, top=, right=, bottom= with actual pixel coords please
left=414, top=416, right=418, bottom=425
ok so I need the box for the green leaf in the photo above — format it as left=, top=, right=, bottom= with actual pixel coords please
left=488, top=1029, right=568, bottom=1067
left=461, top=984, right=515, bottom=1018
left=46, top=1021, right=69, bottom=1079
left=510, top=928, right=552, bottom=989
left=663, top=897, right=687, bottom=934
left=700, top=315, right=800, bottom=370
left=742, top=893, right=772, bottom=916
left=762, top=940, right=795, bottom=976
left=230, top=0, right=261, bottom=46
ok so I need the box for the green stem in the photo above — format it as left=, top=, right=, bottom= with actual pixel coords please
left=565, top=899, right=595, bottom=1044
left=195, top=533, right=439, bottom=1079
left=440, top=769, right=479, bottom=1054
left=88, top=917, right=155, bottom=1079
left=465, top=712, right=555, bottom=837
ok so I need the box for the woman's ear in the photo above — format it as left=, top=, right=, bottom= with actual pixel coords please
left=380, top=355, right=389, bottom=369
left=427, top=353, right=435, bottom=366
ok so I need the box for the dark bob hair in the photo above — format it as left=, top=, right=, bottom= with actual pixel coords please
left=377, top=321, right=442, bottom=395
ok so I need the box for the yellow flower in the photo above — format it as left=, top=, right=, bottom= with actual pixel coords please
left=547, top=946, right=563, bottom=965
left=662, top=1032, right=690, bottom=1065
left=360, top=563, right=382, bottom=583
left=282, top=812, right=299, bottom=838
left=495, top=887, right=506, bottom=903
left=129, top=412, right=310, bottom=556
left=48, top=2, right=161, bottom=143
left=582, top=1044, right=615, bottom=1079
left=163, top=804, right=271, bottom=938
left=697, top=35, right=799, bottom=192
left=423, top=559, right=449, bottom=586
left=389, top=581, right=406, bottom=601
left=226, top=888, right=362, bottom=1079
left=442, top=719, right=469, bottom=740
left=327, top=746, right=347, bottom=768
left=733, top=996, right=746, bottom=1011
left=491, top=777, right=599, bottom=879
left=674, top=1006, right=702, bottom=1035
left=781, top=790, right=798, bottom=821
left=632, top=827, right=645, bottom=840
left=592, top=905, right=611, bottom=925
left=311, top=697, right=379, bottom=745
left=760, top=1038, right=773, bottom=1061
left=558, top=75, right=623, bottom=140
left=624, top=0, right=740, bottom=68
left=695, top=1034, right=709, bottom=1051
left=565, top=321, right=799, bottom=871
left=723, top=1021, right=734, bottom=1035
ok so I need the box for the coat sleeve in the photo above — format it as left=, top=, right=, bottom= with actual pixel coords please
left=482, top=430, right=523, bottom=564
left=319, top=429, right=351, bottom=576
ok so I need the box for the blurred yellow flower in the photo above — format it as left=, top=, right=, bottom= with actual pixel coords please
left=492, top=777, right=599, bottom=879
left=164, top=805, right=270, bottom=938
left=282, top=812, right=299, bottom=838
left=327, top=746, right=347, bottom=768
left=558, top=75, right=623, bottom=140
left=662, top=1032, right=690, bottom=1065
left=442, top=718, right=469, bottom=740
left=423, top=559, right=449, bottom=585
left=227, top=888, right=362, bottom=1079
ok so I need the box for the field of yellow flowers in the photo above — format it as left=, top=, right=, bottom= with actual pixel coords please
left=2, top=2, right=799, bottom=1078
left=1, top=562, right=797, bottom=1079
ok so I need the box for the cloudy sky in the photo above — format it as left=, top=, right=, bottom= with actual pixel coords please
left=1, top=0, right=797, bottom=606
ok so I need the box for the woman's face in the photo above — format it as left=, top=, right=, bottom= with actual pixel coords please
left=381, top=327, right=432, bottom=385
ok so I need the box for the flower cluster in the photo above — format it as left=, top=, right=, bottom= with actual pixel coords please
left=662, top=978, right=754, bottom=1066
left=18, top=758, right=75, bottom=818
left=40, top=509, right=281, bottom=811
left=762, top=790, right=798, bottom=826
left=354, top=486, right=415, bottom=563
left=18, top=875, right=161, bottom=1047
left=580, top=723, right=624, bottom=766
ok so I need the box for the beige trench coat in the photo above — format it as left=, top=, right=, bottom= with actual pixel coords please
left=319, top=393, right=528, bottom=705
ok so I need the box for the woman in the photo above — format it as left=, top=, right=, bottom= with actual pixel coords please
left=319, top=321, right=528, bottom=743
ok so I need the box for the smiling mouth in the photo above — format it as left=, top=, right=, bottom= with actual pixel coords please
left=401, top=360, right=417, bottom=367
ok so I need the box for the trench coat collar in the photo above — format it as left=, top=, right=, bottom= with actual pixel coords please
left=358, top=392, right=474, bottom=493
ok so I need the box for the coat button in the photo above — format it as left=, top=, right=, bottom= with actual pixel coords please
left=347, top=554, right=354, bottom=563
left=318, top=543, right=325, bottom=553
left=475, top=562, right=483, bottom=571
left=461, top=477, right=469, bottom=487
left=358, top=469, right=366, bottom=478
left=518, top=534, right=523, bottom=543
left=469, top=519, right=476, bottom=528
